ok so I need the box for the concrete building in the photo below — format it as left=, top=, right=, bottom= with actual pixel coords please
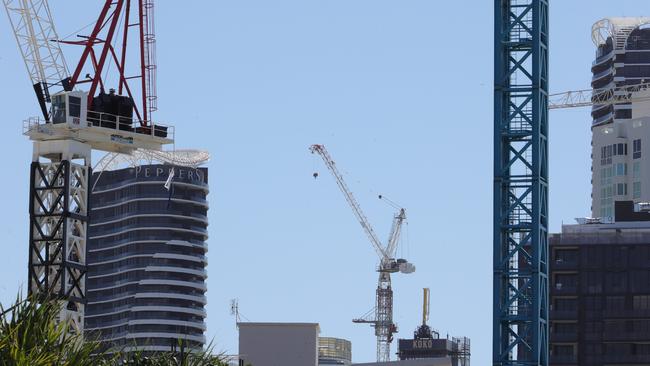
left=590, top=17, right=650, bottom=218
left=238, top=322, right=320, bottom=366
left=549, top=202, right=650, bottom=365
left=84, top=163, right=209, bottom=352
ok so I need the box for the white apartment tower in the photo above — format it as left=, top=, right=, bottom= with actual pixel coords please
left=591, top=18, right=650, bottom=218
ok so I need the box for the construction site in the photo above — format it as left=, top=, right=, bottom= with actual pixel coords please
left=1, top=1, right=650, bottom=365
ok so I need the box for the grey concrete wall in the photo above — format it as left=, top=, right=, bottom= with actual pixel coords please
left=239, top=323, right=319, bottom=366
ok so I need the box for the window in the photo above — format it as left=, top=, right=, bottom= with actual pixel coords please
left=616, top=109, right=632, bottom=119
left=606, top=296, right=625, bottom=311
left=585, top=297, right=603, bottom=311
left=601, top=145, right=614, bottom=165
left=616, top=163, right=627, bottom=176
left=600, top=166, right=614, bottom=186
left=634, top=139, right=642, bottom=159
left=554, top=322, right=578, bottom=334
left=51, top=94, right=66, bottom=123
left=617, top=183, right=628, bottom=196
left=634, top=181, right=642, bottom=199
left=584, top=272, right=603, bottom=293
left=555, top=274, right=578, bottom=290
left=634, top=343, right=650, bottom=355
left=601, top=205, right=613, bottom=218
left=606, top=272, right=627, bottom=291
left=553, top=345, right=575, bottom=356
left=68, top=96, right=81, bottom=118
left=554, top=298, right=578, bottom=311
left=634, top=295, right=650, bottom=310
left=634, top=161, right=641, bottom=179
left=606, top=343, right=631, bottom=355
left=554, top=249, right=578, bottom=263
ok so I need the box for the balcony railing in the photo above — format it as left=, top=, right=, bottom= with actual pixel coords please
left=23, top=112, right=174, bottom=141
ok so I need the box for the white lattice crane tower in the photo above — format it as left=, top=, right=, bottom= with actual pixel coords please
left=310, top=144, right=415, bottom=362
left=3, top=0, right=174, bottom=333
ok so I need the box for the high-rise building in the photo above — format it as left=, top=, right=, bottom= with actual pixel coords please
left=549, top=202, right=650, bottom=365
left=591, top=17, right=650, bottom=218
left=84, top=163, right=209, bottom=352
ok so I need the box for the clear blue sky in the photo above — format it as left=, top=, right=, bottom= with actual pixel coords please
left=0, top=0, right=645, bottom=363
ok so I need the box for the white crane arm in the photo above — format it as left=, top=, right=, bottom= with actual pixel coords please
left=310, top=144, right=389, bottom=260
left=385, top=208, right=406, bottom=259
left=3, top=0, right=69, bottom=97
left=550, top=82, right=650, bottom=109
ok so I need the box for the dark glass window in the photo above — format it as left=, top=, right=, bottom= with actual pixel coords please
left=606, top=296, right=625, bottom=311
left=553, top=345, right=574, bottom=356
left=615, top=109, right=632, bottom=119
left=69, top=96, right=81, bottom=118
left=585, top=297, right=603, bottom=311
left=554, top=322, right=578, bottom=334
left=634, top=139, right=642, bottom=159
left=555, top=274, right=578, bottom=290
left=554, top=298, right=577, bottom=311
left=554, top=249, right=578, bottom=263
left=51, top=94, right=66, bottom=123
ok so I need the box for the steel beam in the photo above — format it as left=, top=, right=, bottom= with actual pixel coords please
left=493, top=0, right=549, bottom=365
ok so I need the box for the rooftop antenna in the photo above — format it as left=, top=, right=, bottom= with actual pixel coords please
left=230, top=299, right=241, bottom=328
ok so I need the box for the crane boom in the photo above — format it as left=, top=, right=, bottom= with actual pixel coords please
left=3, top=0, right=70, bottom=120
left=550, top=81, right=650, bottom=109
left=311, top=144, right=413, bottom=362
left=310, top=144, right=389, bottom=260
left=385, top=208, right=406, bottom=260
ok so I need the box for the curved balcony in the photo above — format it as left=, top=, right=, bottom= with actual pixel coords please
left=89, top=224, right=208, bottom=240
left=592, top=67, right=614, bottom=83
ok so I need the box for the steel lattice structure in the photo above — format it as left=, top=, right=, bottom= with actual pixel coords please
left=494, top=0, right=549, bottom=365
left=28, top=142, right=90, bottom=333
left=3, top=0, right=70, bottom=120
left=310, top=144, right=412, bottom=362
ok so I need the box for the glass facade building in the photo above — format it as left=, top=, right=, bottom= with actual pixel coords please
left=549, top=203, right=650, bottom=365
left=84, top=164, right=209, bottom=352
left=591, top=18, right=650, bottom=218
left=318, top=337, right=352, bottom=366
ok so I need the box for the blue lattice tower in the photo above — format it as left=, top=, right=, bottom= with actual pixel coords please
left=493, top=0, right=549, bottom=365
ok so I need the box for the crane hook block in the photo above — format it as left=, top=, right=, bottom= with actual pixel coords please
left=313, top=172, right=319, bottom=179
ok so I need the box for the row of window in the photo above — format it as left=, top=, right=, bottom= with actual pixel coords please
left=599, top=140, right=642, bottom=166
left=553, top=294, right=650, bottom=312
left=553, top=271, right=650, bottom=293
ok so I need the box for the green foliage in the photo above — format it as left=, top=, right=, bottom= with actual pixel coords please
left=0, top=295, right=227, bottom=366
left=0, top=295, right=107, bottom=366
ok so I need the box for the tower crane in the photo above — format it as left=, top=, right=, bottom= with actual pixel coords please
left=310, top=144, right=415, bottom=362
left=3, top=0, right=173, bottom=334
